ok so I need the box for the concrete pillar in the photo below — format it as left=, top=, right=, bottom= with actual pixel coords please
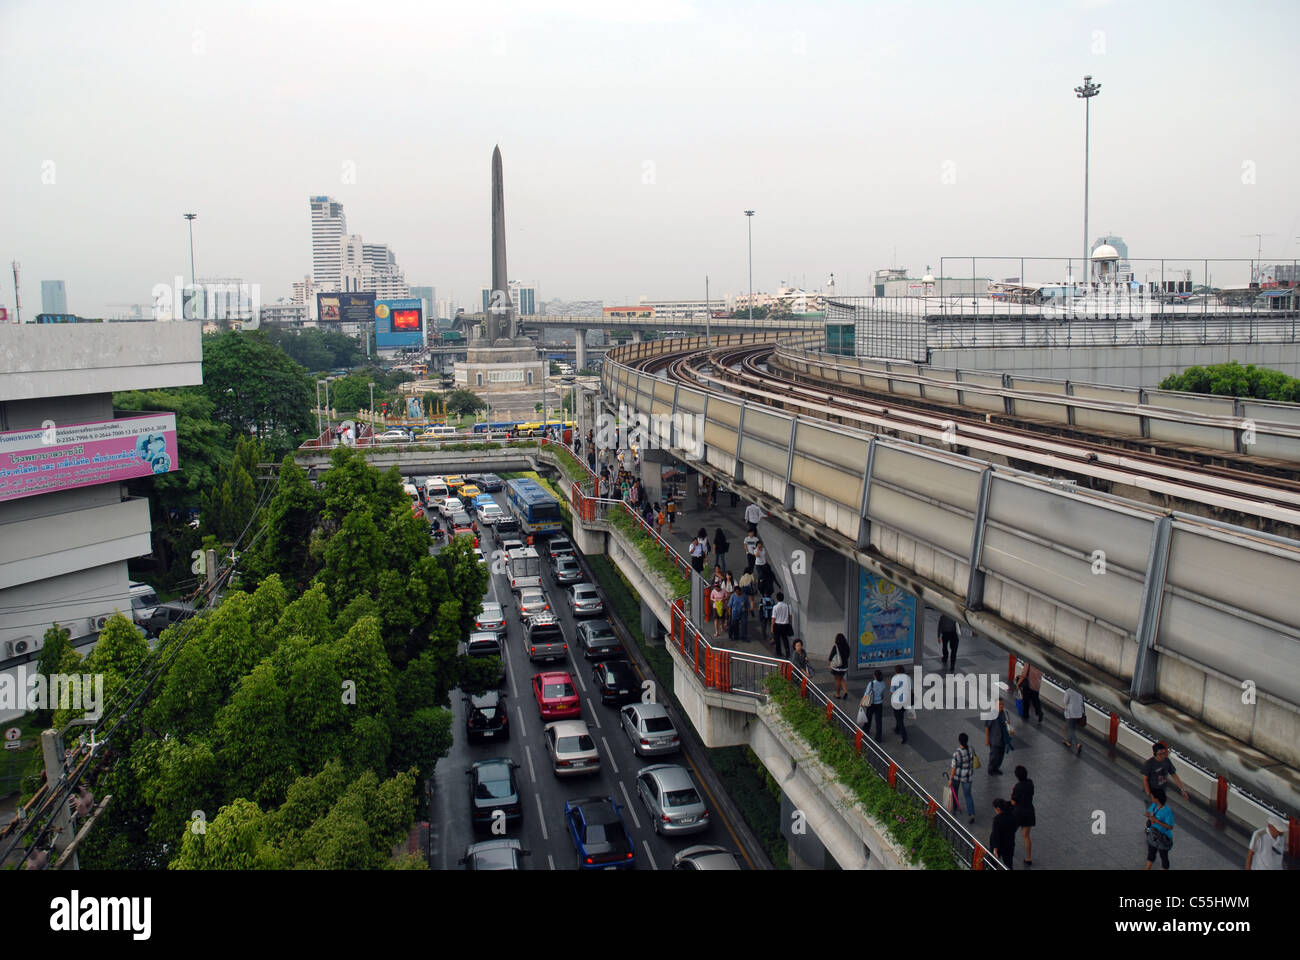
left=575, top=332, right=587, bottom=371
left=632, top=329, right=643, bottom=343
left=641, top=599, right=665, bottom=642
left=681, top=465, right=701, bottom=513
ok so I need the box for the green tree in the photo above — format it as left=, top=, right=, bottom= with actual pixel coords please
left=444, top=389, right=486, bottom=417
left=244, top=456, right=322, bottom=592
left=329, top=374, right=374, bottom=414
left=201, top=331, right=314, bottom=458
left=201, top=435, right=266, bottom=543
left=1158, top=361, right=1300, bottom=401
left=549, top=360, right=562, bottom=375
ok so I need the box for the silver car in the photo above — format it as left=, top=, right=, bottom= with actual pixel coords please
left=516, top=587, right=551, bottom=621
left=553, top=555, right=583, bottom=585
left=544, top=720, right=601, bottom=777
left=619, top=702, right=681, bottom=757
left=672, top=845, right=742, bottom=870
left=568, top=582, right=604, bottom=618
left=635, top=763, right=709, bottom=836
left=475, top=601, right=506, bottom=635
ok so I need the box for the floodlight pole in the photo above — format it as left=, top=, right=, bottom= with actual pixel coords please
left=1075, top=76, right=1101, bottom=288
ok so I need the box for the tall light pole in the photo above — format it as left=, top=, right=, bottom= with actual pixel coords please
left=1074, top=76, right=1101, bottom=287
left=183, top=213, right=198, bottom=318
left=744, top=211, right=755, bottom=322
left=705, top=275, right=712, bottom=347
left=368, top=382, right=375, bottom=430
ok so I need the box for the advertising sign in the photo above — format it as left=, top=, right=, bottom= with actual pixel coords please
left=0, top=415, right=179, bottom=503
left=855, top=568, right=916, bottom=667
left=375, top=298, right=424, bottom=348
left=317, top=292, right=376, bottom=326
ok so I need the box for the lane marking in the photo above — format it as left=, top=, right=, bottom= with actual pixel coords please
left=643, top=840, right=659, bottom=871
left=601, top=736, right=619, bottom=775
left=572, top=661, right=588, bottom=692
left=678, top=735, right=755, bottom=870
left=535, top=795, right=549, bottom=840
left=515, top=705, right=527, bottom=740
left=547, top=853, right=555, bottom=871
left=524, top=744, right=537, bottom=784
left=588, top=702, right=602, bottom=728
left=619, top=780, right=641, bottom=830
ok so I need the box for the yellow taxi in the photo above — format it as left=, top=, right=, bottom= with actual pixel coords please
left=445, top=475, right=467, bottom=491
left=459, top=484, right=482, bottom=500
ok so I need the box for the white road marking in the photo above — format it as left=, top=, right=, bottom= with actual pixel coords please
left=516, top=705, right=526, bottom=739
left=572, top=661, right=588, bottom=692
left=535, top=795, right=549, bottom=840
left=547, top=854, right=556, bottom=871
left=642, top=840, right=658, bottom=871
left=524, top=744, right=537, bottom=783
left=588, top=703, right=601, bottom=728
left=601, top=736, right=619, bottom=775
left=619, top=780, right=641, bottom=830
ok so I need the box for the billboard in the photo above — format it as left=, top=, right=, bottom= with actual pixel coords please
left=0, top=414, right=179, bottom=503
left=317, top=292, right=376, bottom=326
left=855, top=568, right=916, bottom=667
left=375, top=298, right=424, bottom=348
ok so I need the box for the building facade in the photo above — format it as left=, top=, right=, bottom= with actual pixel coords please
left=41, top=280, right=68, bottom=315
left=481, top=281, right=537, bottom=317
left=310, top=196, right=347, bottom=291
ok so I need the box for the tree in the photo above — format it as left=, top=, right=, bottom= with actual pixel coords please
left=243, top=456, right=322, bottom=592
left=445, top=389, right=486, bottom=417
left=562, top=391, right=574, bottom=414
left=201, top=435, right=266, bottom=544
left=200, top=331, right=314, bottom=458
left=1158, top=361, right=1300, bottom=402
left=549, top=361, right=562, bottom=376
left=329, top=374, right=375, bottom=414
left=534, top=402, right=543, bottom=415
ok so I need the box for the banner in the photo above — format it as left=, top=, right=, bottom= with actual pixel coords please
left=856, top=568, right=916, bottom=667
left=0, top=415, right=179, bottom=503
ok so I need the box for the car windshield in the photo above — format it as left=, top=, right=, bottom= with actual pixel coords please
left=472, top=847, right=517, bottom=869
left=664, top=788, right=700, bottom=807
left=543, top=683, right=575, bottom=699
left=557, top=735, right=595, bottom=753
left=576, top=588, right=596, bottom=599
left=644, top=717, right=674, bottom=732
left=467, top=641, right=500, bottom=656
left=588, top=625, right=615, bottom=640
left=475, top=775, right=514, bottom=800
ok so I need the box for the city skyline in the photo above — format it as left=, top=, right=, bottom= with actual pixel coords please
left=3, top=0, right=1299, bottom=320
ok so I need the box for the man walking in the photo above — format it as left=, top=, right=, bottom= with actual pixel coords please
left=688, top=529, right=709, bottom=575
left=1246, top=817, right=1287, bottom=870
left=744, top=501, right=763, bottom=532
left=757, top=592, right=774, bottom=645
left=985, top=698, right=1012, bottom=775
left=743, top=529, right=759, bottom=573
left=728, top=588, right=748, bottom=643
left=950, top=732, right=976, bottom=823
left=1015, top=660, right=1045, bottom=723
left=937, top=613, right=959, bottom=671
left=1063, top=685, right=1084, bottom=756
left=770, top=592, right=792, bottom=658
left=889, top=665, right=910, bottom=744
left=863, top=669, right=887, bottom=742
left=1142, top=742, right=1190, bottom=805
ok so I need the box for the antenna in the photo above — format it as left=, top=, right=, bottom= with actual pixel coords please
left=1241, top=233, right=1277, bottom=283
left=11, top=261, right=21, bottom=324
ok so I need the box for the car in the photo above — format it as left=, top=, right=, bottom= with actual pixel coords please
left=450, top=512, right=478, bottom=544
left=472, top=547, right=487, bottom=564
left=532, top=670, right=580, bottom=720
left=495, top=519, right=522, bottom=542
left=499, top=536, right=524, bottom=555
left=591, top=659, right=640, bottom=706
left=543, top=720, right=601, bottom=776
left=635, top=763, right=709, bottom=836
left=444, top=475, right=467, bottom=492
left=459, top=484, right=482, bottom=501
left=467, top=758, right=522, bottom=829
left=416, top=425, right=458, bottom=441
left=553, top=555, right=584, bottom=586
left=475, top=602, right=507, bottom=635
left=128, top=581, right=160, bottom=628
left=464, top=631, right=506, bottom=686
left=546, top=536, right=576, bottom=565
left=619, top=702, right=681, bottom=757
left=375, top=428, right=411, bottom=443
left=464, top=689, right=509, bottom=742
left=477, top=473, right=504, bottom=493
left=477, top=502, right=506, bottom=526
left=568, top=582, right=604, bottom=618
left=564, top=796, right=636, bottom=870
left=516, top=586, right=551, bottom=621
left=671, top=845, right=743, bottom=870
left=439, top=496, right=465, bottom=518
left=524, top=613, right=567, bottom=662
left=142, top=601, right=194, bottom=637
left=576, top=619, right=623, bottom=660
left=461, top=838, right=530, bottom=870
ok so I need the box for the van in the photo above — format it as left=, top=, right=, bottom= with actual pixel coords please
left=425, top=478, right=450, bottom=507
left=506, top=546, right=542, bottom=593
left=128, top=581, right=160, bottom=627
left=422, top=424, right=457, bottom=440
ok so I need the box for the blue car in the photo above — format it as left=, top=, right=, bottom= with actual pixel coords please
left=472, top=493, right=496, bottom=513
left=564, top=796, right=636, bottom=870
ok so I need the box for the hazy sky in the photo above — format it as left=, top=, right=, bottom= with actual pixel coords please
left=3, top=0, right=1298, bottom=319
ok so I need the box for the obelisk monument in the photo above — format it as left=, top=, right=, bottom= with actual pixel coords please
left=488, top=144, right=511, bottom=343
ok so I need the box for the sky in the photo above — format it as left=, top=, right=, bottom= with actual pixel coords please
left=2, top=0, right=1298, bottom=319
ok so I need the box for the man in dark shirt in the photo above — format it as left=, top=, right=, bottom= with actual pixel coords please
left=1142, top=742, right=1189, bottom=804
left=990, top=799, right=1016, bottom=870
left=937, top=614, right=959, bottom=671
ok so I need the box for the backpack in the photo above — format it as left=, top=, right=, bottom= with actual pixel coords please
left=759, top=596, right=774, bottom=619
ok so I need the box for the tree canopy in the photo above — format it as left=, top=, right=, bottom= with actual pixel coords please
left=1158, top=361, right=1300, bottom=402
left=201, top=331, right=314, bottom=458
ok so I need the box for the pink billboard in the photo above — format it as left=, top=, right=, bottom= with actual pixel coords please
left=0, top=414, right=179, bottom=503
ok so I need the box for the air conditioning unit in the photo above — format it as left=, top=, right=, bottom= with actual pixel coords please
left=4, top=636, right=41, bottom=658
left=93, top=615, right=111, bottom=632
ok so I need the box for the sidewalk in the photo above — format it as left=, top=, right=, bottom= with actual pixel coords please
left=647, top=483, right=1245, bottom=870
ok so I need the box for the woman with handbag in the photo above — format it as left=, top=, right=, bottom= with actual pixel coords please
left=829, top=633, right=851, bottom=699
left=1144, top=787, right=1175, bottom=870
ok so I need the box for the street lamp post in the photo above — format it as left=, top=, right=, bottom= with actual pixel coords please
left=183, top=213, right=198, bottom=318
left=368, top=382, right=375, bottom=432
left=1074, top=76, right=1101, bottom=287
left=744, top=211, right=755, bottom=322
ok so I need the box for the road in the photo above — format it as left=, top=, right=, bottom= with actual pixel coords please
left=425, top=485, right=752, bottom=871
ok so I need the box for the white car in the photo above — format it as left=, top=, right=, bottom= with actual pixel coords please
left=439, top=497, right=465, bottom=518
left=375, top=429, right=411, bottom=443
left=478, top=502, right=506, bottom=526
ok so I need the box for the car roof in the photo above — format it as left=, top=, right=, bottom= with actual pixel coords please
left=536, top=671, right=573, bottom=684
left=480, top=601, right=503, bottom=612
left=546, top=719, right=590, bottom=737
left=582, top=619, right=614, bottom=632
left=570, top=797, right=620, bottom=824
left=469, top=690, right=502, bottom=706
left=625, top=701, right=669, bottom=719
left=467, top=632, right=500, bottom=645
left=472, top=757, right=514, bottom=773
left=572, top=582, right=597, bottom=591
left=640, top=763, right=693, bottom=790
left=676, top=845, right=740, bottom=868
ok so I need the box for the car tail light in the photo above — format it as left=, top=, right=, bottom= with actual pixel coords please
left=661, top=814, right=671, bottom=822
left=586, top=856, right=594, bottom=864
left=640, top=739, right=650, bottom=746
left=625, top=852, right=633, bottom=859
left=671, top=737, right=680, bottom=744
left=557, top=759, right=571, bottom=767
left=529, top=646, right=535, bottom=654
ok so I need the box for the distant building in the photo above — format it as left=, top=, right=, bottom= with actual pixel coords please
left=481, top=281, right=536, bottom=316
left=340, top=235, right=408, bottom=299
left=1092, top=235, right=1132, bottom=280
left=310, top=196, right=347, bottom=291
left=41, top=280, right=68, bottom=315
left=634, top=297, right=712, bottom=322
left=436, top=297, right=458, bottom=321
left=261, top=301, right=312, bottom=327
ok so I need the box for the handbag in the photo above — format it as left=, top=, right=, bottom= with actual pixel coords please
left=1145, top=824, right=1173, bottom=851
left=1078, top=711, right=1087, bottom=728
left=971, top=751, right=982, bottom=770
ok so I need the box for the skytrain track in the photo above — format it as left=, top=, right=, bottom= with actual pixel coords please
left=632, top=344, right=1300, bottom=532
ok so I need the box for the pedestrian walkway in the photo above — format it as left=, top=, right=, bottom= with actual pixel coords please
left=639, top=478, right=1245, bottom=870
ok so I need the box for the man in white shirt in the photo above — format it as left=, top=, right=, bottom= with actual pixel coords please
left=744, top=502, right=763, bottom=531
left=1246, top=818, right=1286, bottom=870
left=770, top=591, right=792, bottom=658
left=1062, top=686, right=1084, bottom=756
left=688, top=528, right=708, bottom=574
left=743, top=531, right=759, bottom=572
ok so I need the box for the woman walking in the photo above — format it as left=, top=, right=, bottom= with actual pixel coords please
left=829, top=632, right=851, bottom=699
left=710, top=580, right=727, bottom=639
left=1011, top=765, right=1036, bottom=867
left=1144, top=787, right=1175, bottom=870
left=713, top=527, right=730, bottom=573
left=791, top=638, right=810, bottom=674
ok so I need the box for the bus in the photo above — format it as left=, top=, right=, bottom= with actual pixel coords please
left=506, top=478, right=563, bottom=538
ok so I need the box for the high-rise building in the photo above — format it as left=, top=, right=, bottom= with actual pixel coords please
left=436, top=297, right=458, bottom=320
left=409, top=285, right=436, bottom=316
left=480, top=281, right=536, bottom=316
left=340, top=235, right=408, bottom=299
left=41, top=280, right=68, bottom=315
left=310, top=196, right=347, bottom=291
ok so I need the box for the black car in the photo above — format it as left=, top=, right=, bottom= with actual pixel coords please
left=576, top=619, right=624, bottom=660
left=592, top=659, right=641, bottom=705
left=461, top=838, right=530, bottom=870
left=546, top=536, right=576, bottom=566
left=142, top=601, right=194, bottom=637
left=477, top=473, right=504, bottom=493
left=468, top=758, right=522, bottom=830
left=463, top=632, right=506, bottom=686
left=465, top=690, right=510, bottom=743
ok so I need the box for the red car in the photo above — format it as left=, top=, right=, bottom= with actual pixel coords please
left=532, top=671, right=581, bottom=720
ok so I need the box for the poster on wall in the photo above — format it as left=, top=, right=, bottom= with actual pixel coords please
left=856, top=568, right=916, bottom=667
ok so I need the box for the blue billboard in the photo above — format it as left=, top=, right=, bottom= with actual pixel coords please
left=855, top=568, right=916, bottom=667
left=375, top=298, right=424, bottom=348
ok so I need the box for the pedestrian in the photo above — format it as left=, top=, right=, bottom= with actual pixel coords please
left=713, top=527, right=730, bottom=573
left=990, top=799, right=1017, bottom=870
left=710, top=580, right=727, bottom=639
left=1246, top=816, right=1287, bottom=870
left=829, top=632, right=851, bottom=699
left=753, top=538, right=770, bottom=590
left=729, top=588, right=749, bottom=643
left=729, top=486, right=738, bottom=508
left=745, top=501, right=763, bottom=531
left=937, top=613, right=959, bottom=671
left=758, top=592, right=775, bottom=644
left=689, top=528, right=709, bottom=574
left=889, top=665, right=910, bottom=743
left=1015, top=660, right=1045, bottom=723
left=791, top=638, right=810, bottom=673
left=1142, top=742, right=1190, bottom=805
left=655, top=503, right=667, bottom=537
left=1011, top=765, right=1036, bottom=867
left=1143, top=787, right=1175, bottom=870
left=738, top=568, right=756, bottom=613
left=950, top=732, right=976, bottom=823
left=743, top=529, right=759, bottom=573
left=1062, top=685, right=1084, bottom=756
left=770, top=592, right=793, bottom=658
left=985, top=698, right=1013, bottom=774
left=666, top=498, right=677, bottom=533
left=722, top=571, right=736, bottom=599
left=642, top=500, right=654, bottom=525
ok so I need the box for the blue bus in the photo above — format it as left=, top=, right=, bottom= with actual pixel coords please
left=506, top=478, right=563, bottom=538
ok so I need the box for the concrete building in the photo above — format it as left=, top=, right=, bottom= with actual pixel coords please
left=260, top=301, right=312, bottom=327
left=340, top=235, right=408, bottom=299
left=310, top=196, right=347, bottom=291
left=0, top=322, right=203, bottom=682
left=633, top=297, right=713, bottom=323
left=41, top=280, right=68, bottom=315
left=1092, top=234, right=1132, bottom=279
left=480, top=281, right=537, bottom=317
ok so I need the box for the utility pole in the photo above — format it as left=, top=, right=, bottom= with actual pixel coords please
left=744, top=210, right=756, bottom=322
left=1241, top=233, right=1276, bottom=284
left=1075, top=76, right=1101, bottom=287
left=11, top=261, right=21, bottom=324
left=369, top=382, right=375, bottom=431
left=183, top=213, right=198, bottom=318
left=39, top=729, right=77, bottom=869
left=705, top=275, right=711, bottom=347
